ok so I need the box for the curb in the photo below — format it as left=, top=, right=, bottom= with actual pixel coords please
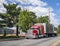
left=0, top=37, right=25, bottom=41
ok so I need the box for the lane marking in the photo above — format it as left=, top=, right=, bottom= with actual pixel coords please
left=51, top=40, right=60, bottom=46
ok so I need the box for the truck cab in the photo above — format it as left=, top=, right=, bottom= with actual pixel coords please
left=25, top=24, right=44, bottom=39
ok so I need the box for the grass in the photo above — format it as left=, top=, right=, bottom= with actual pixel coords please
left=0, top=34, right=25, bottom=39
left=0, top=36, right=20, bottom=39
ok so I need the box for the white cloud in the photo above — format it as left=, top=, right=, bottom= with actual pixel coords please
left=21, top=0, right=47, bottom=6
left=0, top=0, right=5, bottom=4
left=17, top=0, right=47, bottom=6
left=6, top=0, right=47, bottom=6
left=0, top=0, right=6, bottom=13
left=0, top=0, right=59, bottom=27
left=27, top=6, right=53, bottom=16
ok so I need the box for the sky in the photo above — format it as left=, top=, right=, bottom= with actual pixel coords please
left=0, top=0, right=60, bottom=27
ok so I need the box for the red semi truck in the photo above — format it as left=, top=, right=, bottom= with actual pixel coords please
left=25, top=23, right=57, bottom=39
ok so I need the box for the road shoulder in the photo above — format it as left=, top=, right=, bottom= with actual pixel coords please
left=51, top=40, right=60, bottom=46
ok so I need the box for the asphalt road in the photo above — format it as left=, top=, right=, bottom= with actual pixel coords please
left=0, top=37, right=60, bottom=46
left=57, top=44, right=60, bottom=46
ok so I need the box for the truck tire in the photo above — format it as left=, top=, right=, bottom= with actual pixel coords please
left=45, top=34, right=49, bottom=38
left=35, top=35, right=39, bottom=39
left=51, top=33, right=57, bottom=37
left=54, top=33, right=57, bottom=37
left=26, top=38, right=29, bottom=39
left=51, top=34, right=55, bottom=37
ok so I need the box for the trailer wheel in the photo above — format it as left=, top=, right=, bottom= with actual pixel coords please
left=51, top=34, right=54, bottom=37
left=55, top=34, right=57, bottom=36
left=54, top=34, right=57, bottom=37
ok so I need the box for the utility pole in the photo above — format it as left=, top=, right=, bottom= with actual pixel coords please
left=48, top=7, right=54, bottom=31
left=48, top=7, right=50, bottom=23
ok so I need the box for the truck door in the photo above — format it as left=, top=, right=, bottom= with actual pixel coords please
left=41, top=25, right=44, bottom=35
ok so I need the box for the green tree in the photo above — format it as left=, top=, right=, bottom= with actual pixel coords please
left=3, top=3, right=21, bottom=36
left=0, top=13, right=7, bottom=27
left=57, top=25, right=60, bottom=34
left=18, top=10, right=36, bottom=32
left=37, top=16, right=50, bottom=24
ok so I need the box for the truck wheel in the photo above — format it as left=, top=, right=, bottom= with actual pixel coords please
left=25, top=37, right=29, bottom=39
left=46, top=35, right=48, bottom=38
left=37, top=35, right=40, bottom=39
left=35, top=35, right=39, bottom=39
left=54, top=34, right=57, bottom=37
left=52, top=34, right=55, bottom=37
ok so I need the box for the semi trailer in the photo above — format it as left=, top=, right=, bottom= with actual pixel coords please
left=25, top=23, right=57, bottom=39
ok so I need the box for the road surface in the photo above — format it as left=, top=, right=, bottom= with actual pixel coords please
left=57, top=44, right=60, bottom=46
left=0, top=37, right=60, bottom=46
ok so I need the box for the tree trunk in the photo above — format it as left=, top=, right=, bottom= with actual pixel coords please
left=16, top=16, right=19, bottom=37
left=16, top=25, right=19, bottom=37
left=3, top=30, right=6, bottom=37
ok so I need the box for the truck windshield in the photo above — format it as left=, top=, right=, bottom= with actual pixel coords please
left=31, top=28, right=39, bottom=30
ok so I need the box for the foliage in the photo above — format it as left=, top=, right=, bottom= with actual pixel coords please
left=3, top=3, right=21, bottom=36
left=18, top=10, right=36, bottom=32
left=57, top=25, right=60, bottom=34
left=37, top=16, right=50, bottom=24
left=3, top=3, right=21, bottom=27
